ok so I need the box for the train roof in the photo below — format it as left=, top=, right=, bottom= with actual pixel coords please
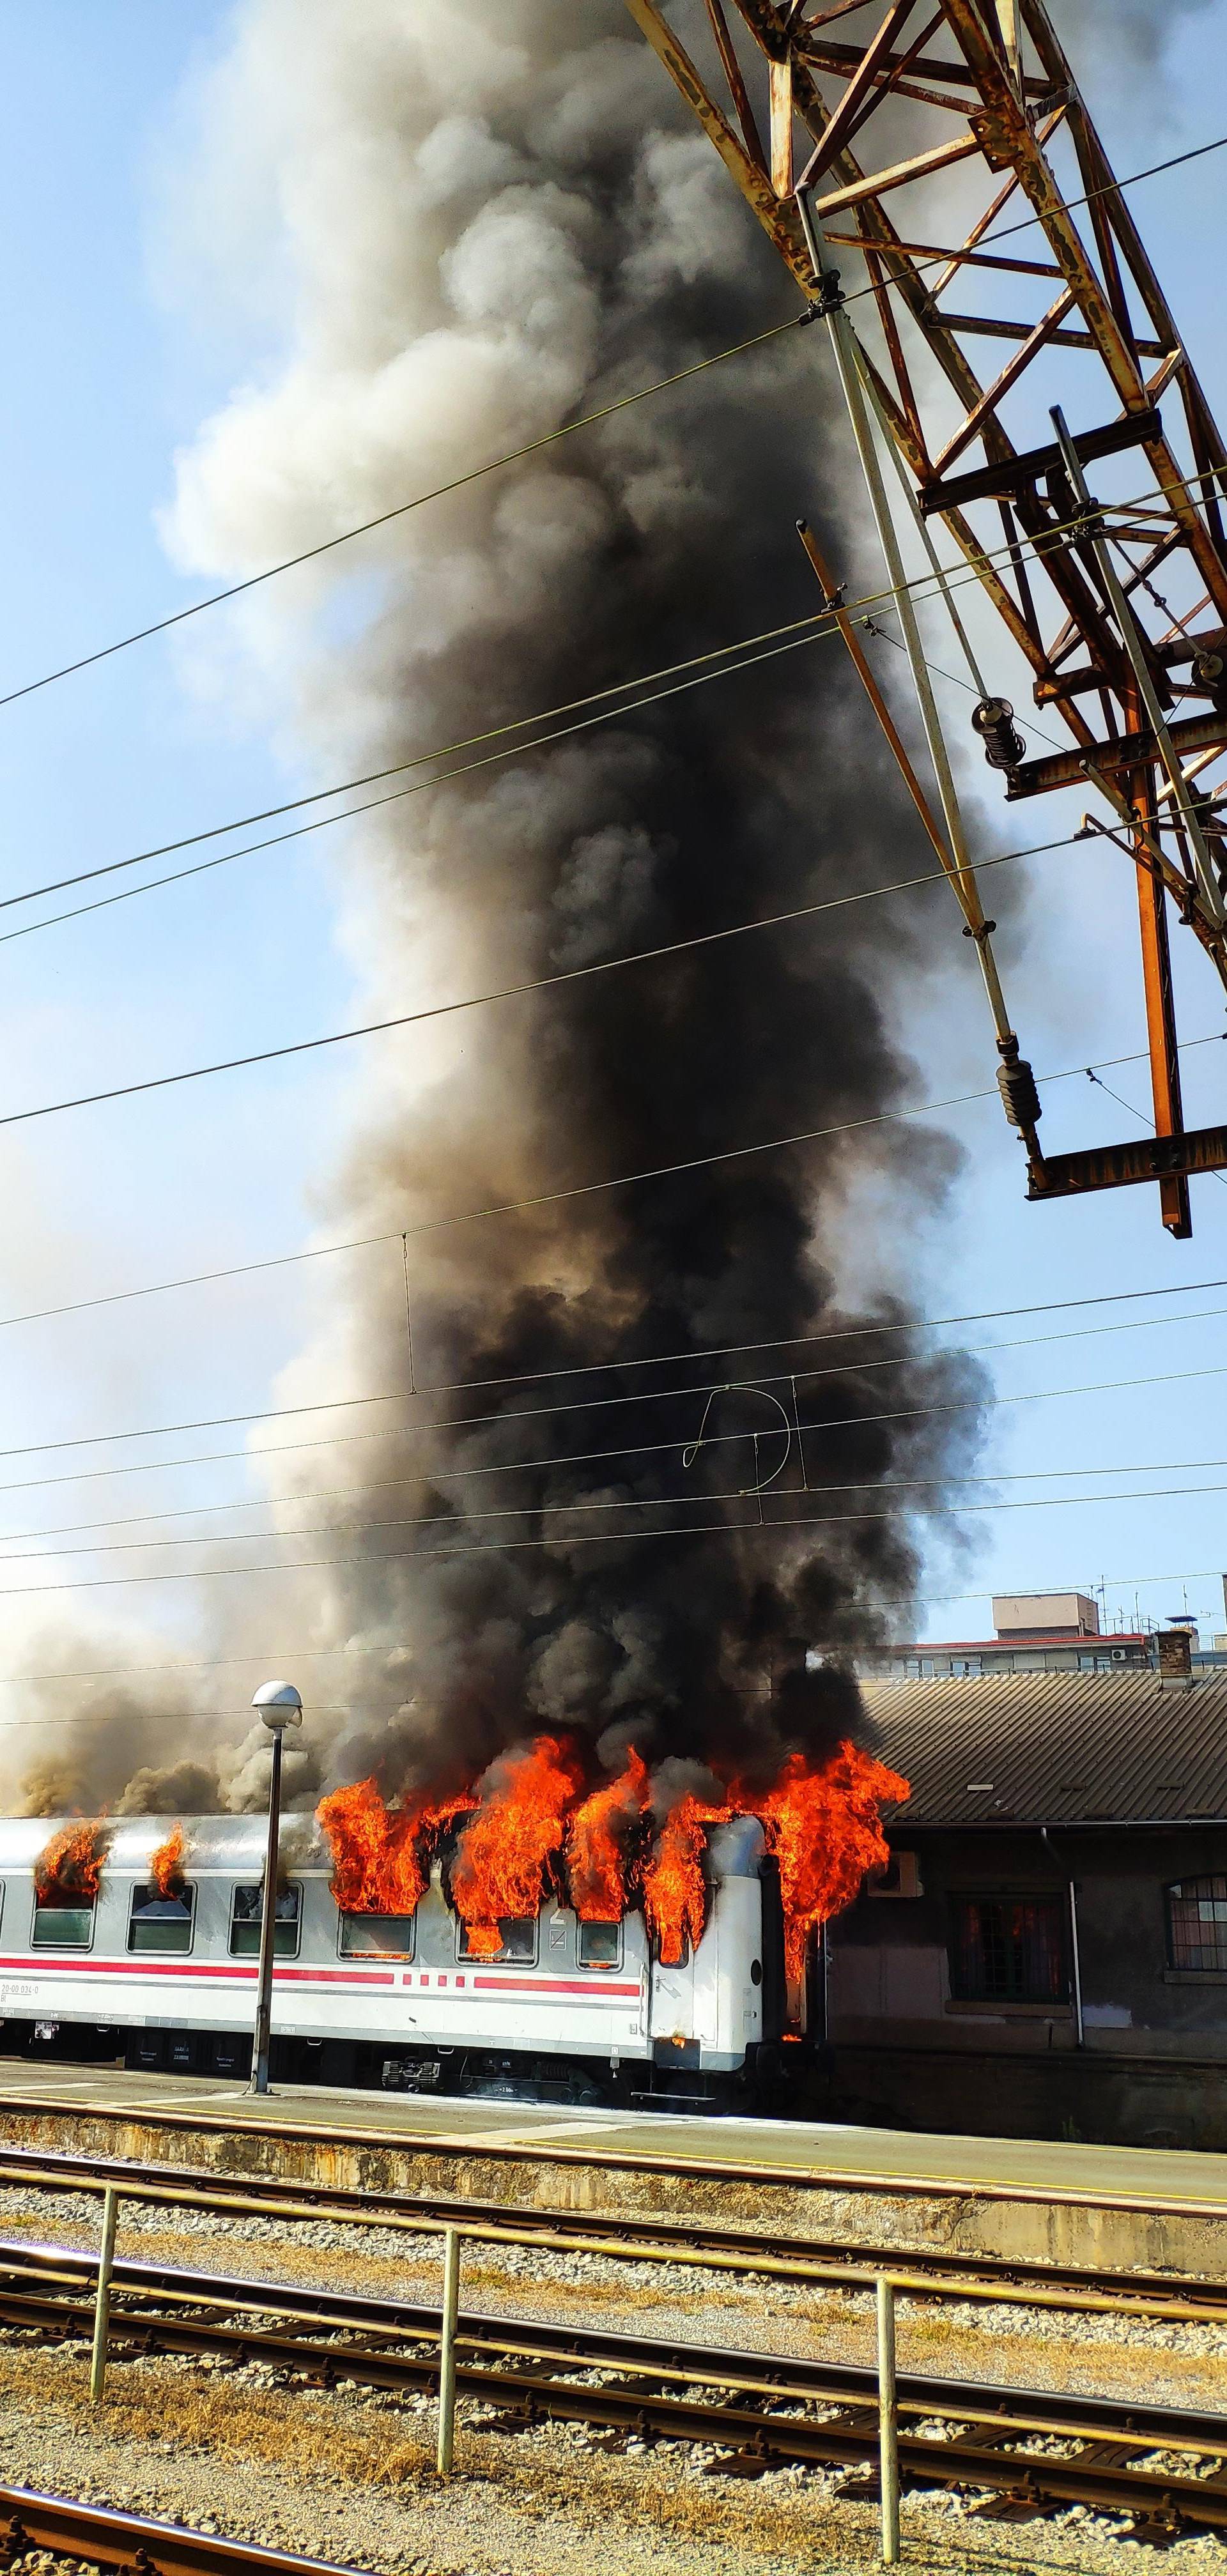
left=0, top=1814, right=326, bottom=1872
left=0, top=1810, right=766, bottom=1878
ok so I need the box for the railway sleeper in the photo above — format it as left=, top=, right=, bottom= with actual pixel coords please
left=4, top=2269, right=1227, bottom=2539
left=1125, top=2501, right=1198, bottom=2550
left=973, top=2478, right=1060, bottom=2526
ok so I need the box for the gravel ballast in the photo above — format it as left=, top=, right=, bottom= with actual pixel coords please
left=0, top=2187, right=1219, bottom=2573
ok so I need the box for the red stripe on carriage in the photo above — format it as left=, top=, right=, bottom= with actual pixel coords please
left=0, top=1955, right=395, bottom=1987
left=472, top=1977, right=642, bottom=1997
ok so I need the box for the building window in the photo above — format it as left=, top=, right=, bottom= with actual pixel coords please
left=128, top=1883, right=194, bottom=1954
left=456, top=1918, right=536, bottom=1965
left=578, top=1920, right=621, bottom=1969
left=1167, top=1876, right=1227, bottom=1972
left=338, top=1912, right=415, bottom=1961
left=950, top=1897, right=1065, bottom=2004
left=229, top=1883, right=301, bottom=1958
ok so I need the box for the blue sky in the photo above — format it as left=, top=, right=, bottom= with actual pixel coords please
left=0, top=0, right=1223, bottom=1721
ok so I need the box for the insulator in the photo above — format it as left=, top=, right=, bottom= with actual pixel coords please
left=972, top=695, right=1027, bottom=771
left=997, top=1054, right=1042, bottom=1131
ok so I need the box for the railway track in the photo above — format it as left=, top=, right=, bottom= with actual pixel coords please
left=0, top=2139, right=1223, bottom=2321
left=0, top=2482, right=359, bottom=2576
left=4, top=2238, right=1227, bottom=2544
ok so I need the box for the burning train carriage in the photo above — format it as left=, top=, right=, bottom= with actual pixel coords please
left=0, top=1811, right=787, bottom=2105
left=0, top=1733, right=906, bottom=2106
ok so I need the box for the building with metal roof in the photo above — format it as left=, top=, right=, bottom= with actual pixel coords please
left=823, top=1669, right=1227, bottom=2154
left=861, top=1669, right=1227, bottom=1828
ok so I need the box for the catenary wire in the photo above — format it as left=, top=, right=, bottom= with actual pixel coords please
left=1085, top=1063, right=1227, bottom=1194
left=0, top=812, right=1110, bottom=1119
left=0, top=1358, right=1224, bottom=1593
left=9, top=475, right=1202, bottom=958
left=0, top=1023, right=1223, bottom=1489
left=0, top=461, right=1208, bottom=934
left=3, top=1440, right=1226, bottom=1556
left=4, top=125, right=1224, bottom=721
left=2, top=1469, right=1225, bottom=1571
left=3, top=1264, right=1227, bottom=1470
left=2, top=1293, right=1226, bottom=1551
left=0, top=1559, right=1219, bottom=1689
left=2, top=1209, right=1225, bottom=1379
left=0, top=316, right=806, bottom=715
left=0, top=770, right=1219, bottom=1137
left=3, top=1454, right=1227, bottom=1598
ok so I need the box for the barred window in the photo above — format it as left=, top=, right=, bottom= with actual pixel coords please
left=950, top=1897, right=1065, bottom=2004
left=1167, top=1876, right=1227, bottom=1973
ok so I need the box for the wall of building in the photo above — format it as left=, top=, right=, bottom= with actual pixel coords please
left=824, top=1826, right=1227, bottom=2149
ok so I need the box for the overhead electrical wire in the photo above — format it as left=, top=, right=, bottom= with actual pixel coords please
left=0, top=153, right=1217, bottom=1610
left=3, top=1220, right=1226, bottom=1370
left=0, top=777, right=1223, bottom=1137
left=3, top=1438, right=1225, bottom=1558
left=0, top=1471, right=1221, bottom=1572
left=0, top=1025, right=1219, bottom=1503
left=0, top=814, right=1107, bottom=1119
left=0, top=1358, right=1224, bottom=1594
left=3, top=1444, right=1226, bottom=1600
left=0, top=465, right=1189, bottom=937
left=0, top=315, right=806, bottom=716
left=4, top=1271, right=1227, bottom=1470
left=1, top=1554, right=1223, bottom=1690
left=3, top=126, right=1223, bottom=722
left=6, top=451, right=1222, bottom=961
left=1084, top=1063, right=1227, bottom=1195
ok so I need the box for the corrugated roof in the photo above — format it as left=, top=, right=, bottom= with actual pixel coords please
left=860, top=1671, right=1227, bottom=1826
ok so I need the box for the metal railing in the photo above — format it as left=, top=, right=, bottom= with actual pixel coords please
left=28, top=2163, right=1217, bottom=2565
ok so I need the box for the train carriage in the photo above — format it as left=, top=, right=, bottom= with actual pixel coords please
left=0, top=1814, right=796, bottom=2110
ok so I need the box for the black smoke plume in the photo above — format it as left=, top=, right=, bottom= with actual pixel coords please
left=20, top=1, right=998, bottom=1818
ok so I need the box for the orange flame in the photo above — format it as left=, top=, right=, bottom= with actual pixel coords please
left=316, top=1778, right=468, bottom=1914
left=751, top=1743, right=911, bottom=2017
left=566, top=1749, right=650, bottom=1920
left=35, top=1819, right=108, bottom=1903
left=311, top=1728, right=907, bottom=1994
left=150, top=1823, right=187, bottom=1898
left=642, top=1792, right=732, bottom=1964
left=450, top=1736, right=584, bottom=1955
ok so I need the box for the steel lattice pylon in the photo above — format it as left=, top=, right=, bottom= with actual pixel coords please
left=623, top=0, right=1227, bottom=1236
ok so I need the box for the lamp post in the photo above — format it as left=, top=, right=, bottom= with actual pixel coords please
left=249, top=1679, right=302, bottom=2095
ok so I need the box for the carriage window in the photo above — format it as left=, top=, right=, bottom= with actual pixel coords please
left=1167, top=1876, right=1227, bottom=1972
left=229, top=1882, right=301, bottom=1958
left=578, top=1921, right=621, bottom=1969
left=456, top=1918, right=536, bottom=1965
left=128, top=1882, right=195, bottom=1955
left=950, top=1896, right=1065, bottom=2004
left=31, top=1889, right=93, bottom=1950
left=339, top=1912, right=415, bottom=1960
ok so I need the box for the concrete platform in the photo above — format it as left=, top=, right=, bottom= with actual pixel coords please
left=0, top=2064, right=1225, bottom=2275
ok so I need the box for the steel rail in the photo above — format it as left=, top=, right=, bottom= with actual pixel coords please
left=4, top=2242, right=1227, bottom=2540
left=0, top=2138, right=1223, bottom=2322
left=0, top=2485, right=361, bottom=2576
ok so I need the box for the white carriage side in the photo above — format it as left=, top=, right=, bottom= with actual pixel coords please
left=0, top=1813, right=791, bottom=2106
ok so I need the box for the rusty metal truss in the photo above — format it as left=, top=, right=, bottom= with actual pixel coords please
left=622, top=0, right=1227, bottom=1236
